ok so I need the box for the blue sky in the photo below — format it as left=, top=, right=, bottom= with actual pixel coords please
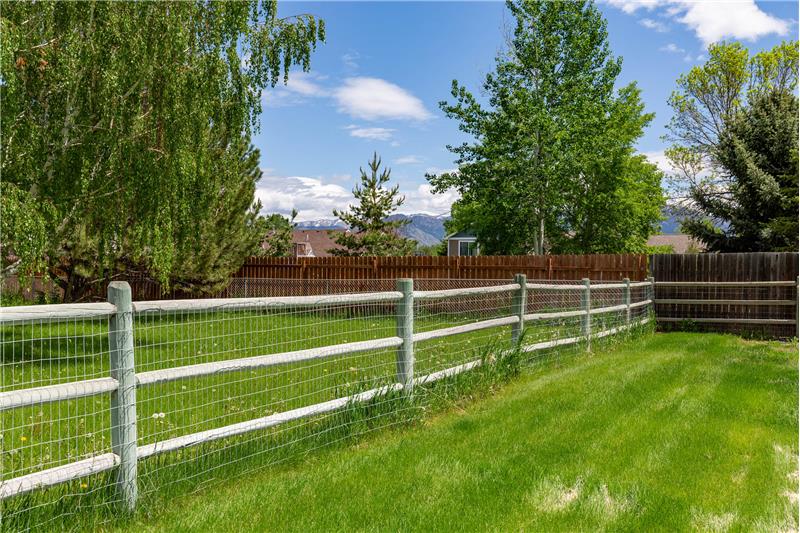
left=254, top=0, right=797, bottom=221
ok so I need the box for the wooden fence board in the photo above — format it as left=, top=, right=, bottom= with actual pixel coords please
left=650, top=252, right=798, bottom=338
left=230, top=254, right=648, bottom=283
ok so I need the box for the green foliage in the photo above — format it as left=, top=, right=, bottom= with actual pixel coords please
left=415, top=241, right=446, bottom=257
left=428, top=0, right=663, bottom=255
left=0, top=1, right=324, bottom=299
left=330, top=153, right=416, bottom=257
left=259, top=210, right=298, bottom=257
left=170, top=136, right=268, bottom=294
left=645, top=244, right=675, bottom=254
left=681, top=89, right=798, bottom=251
left=665, top=41, right=799, bottom=250
left=0, top=182, right=51, bottom=282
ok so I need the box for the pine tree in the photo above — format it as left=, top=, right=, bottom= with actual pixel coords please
left=682, top=89, right=799, bottom=251
left=329, top=154, right=416, bottom=257
left=169, top=135, right=267, bottom=294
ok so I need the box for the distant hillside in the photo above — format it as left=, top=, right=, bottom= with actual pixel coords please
left=296, top=214, right=449, bottom=246
left=660, top=208, right=682, bottom=234
left=297, top=210, right=687, bottom=244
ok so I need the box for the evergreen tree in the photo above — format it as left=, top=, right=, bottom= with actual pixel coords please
left=665, top=40, right=798, bottom=224
left=170, top=135, right=267, bottom=294
left=682, top=89, right=798, bottom=251
left=329, top=154, right=416, bottom=257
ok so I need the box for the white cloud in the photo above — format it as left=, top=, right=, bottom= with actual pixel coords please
left=397, top=184, right=460, bottom=216
left=642, top=150, right=674, bottom=174
left=264, top=71, right=328, bottom=107
left=256, top=171, right=458, bottom=220
left=334, top=77, right=432, bottom=121
left=608, top=0, right=790, bottom=45
left=256, top=173, right=353, bottom=220
left=660, top=43, right=685, bottom=54
left=345, top=125, right=396, bottom=141
left=639, top=18, right=668, bottom=32
left=394, top=155, right=423, bottom=165
left=284, top=72, right=328, bottom=97
left=342, top=52, right=360, bottom=71
left=676, top=1, right=789, bottom=45
left=605, top=0, right=659, bottom=15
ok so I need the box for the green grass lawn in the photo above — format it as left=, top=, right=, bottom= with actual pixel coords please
left=112, top=332, right=798, bottom=533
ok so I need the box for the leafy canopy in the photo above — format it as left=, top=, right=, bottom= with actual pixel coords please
left=260, top=210, right=298, bottom=257
left=428, top=0, right=663, bottom=254
left=1, top=1, right=324, bottom=296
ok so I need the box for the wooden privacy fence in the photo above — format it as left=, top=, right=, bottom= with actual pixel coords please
left=650, top=253, right=799, bottom=338
left=233, top=254, right=648, bottom=282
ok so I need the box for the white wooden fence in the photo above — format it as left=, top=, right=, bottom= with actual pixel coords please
left=0, top=276, right=653, bottom=513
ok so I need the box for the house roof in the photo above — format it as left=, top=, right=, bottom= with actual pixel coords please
left=292, top=229, right=345, bottom=257
left=445, top=231, right=477, bottom=240
left=646, top=234, right=703, bottom=253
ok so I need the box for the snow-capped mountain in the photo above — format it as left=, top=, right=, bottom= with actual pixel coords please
left=296, top=213, right=449, bottom=246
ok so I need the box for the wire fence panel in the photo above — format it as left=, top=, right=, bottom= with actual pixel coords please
left=1, top=314, right=118, bottom=530
left=1, top=277, right=653, bottom=531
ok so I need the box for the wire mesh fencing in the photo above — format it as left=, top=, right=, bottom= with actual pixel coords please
left=1, top=277, right=652, bottom=531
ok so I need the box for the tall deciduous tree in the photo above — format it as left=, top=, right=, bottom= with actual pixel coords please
left=428, top=0, right=663, bottom=255
left=330, top=154, right=416, bottom=257
left=682, top=89, right=798, bottom=252
left=1, top=1, right=324, bottom=299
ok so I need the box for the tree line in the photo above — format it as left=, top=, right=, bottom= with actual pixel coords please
left=2, top=1, right=796, bottom=302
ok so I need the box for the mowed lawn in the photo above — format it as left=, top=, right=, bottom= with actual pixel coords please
left=120, top=332, right=798, bottom=532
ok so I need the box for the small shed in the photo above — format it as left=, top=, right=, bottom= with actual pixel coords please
left=445, top=231, right=480, bottom=257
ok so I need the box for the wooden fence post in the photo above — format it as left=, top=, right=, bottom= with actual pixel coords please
left=647, top=276, right=655, bottom=315
left=582, top=278, right=591, bottom=351
left=512, top=274, right=527, bottom=345
left=108, top=282, right=138, bottom=511
left=623, top=277, right=631, bottom=325
left=395, top=279, right=414, bottom=391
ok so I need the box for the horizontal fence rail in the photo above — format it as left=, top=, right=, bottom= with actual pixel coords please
left=650, top=252, right=798, bottom=337
left=652, top=278, right=798, bottom=336
left=0, top=275, right=653, bottom=529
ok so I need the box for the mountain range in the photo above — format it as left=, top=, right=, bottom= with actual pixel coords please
left=296, top=210, right=685, bottom=246
left=296, top=214, right=449, bottom=246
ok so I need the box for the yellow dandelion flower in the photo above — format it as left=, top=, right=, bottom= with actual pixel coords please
left=81, top=483, right=88, bottom=489
left=20, top=436, right=27, bottom=443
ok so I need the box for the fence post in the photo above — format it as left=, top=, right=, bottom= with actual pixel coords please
left=647, top=276, right=655, bottom=318
left=395, top=278, right=414, bottom=391
left=512, top=274, right=527, bottom=345
left=623, top=277, right=631, bottom=326
left=796, top=275, right=799, bottom=338
left=108, top=282, right=138, bottom=511
left=582, top=278, right=591, bottom=351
